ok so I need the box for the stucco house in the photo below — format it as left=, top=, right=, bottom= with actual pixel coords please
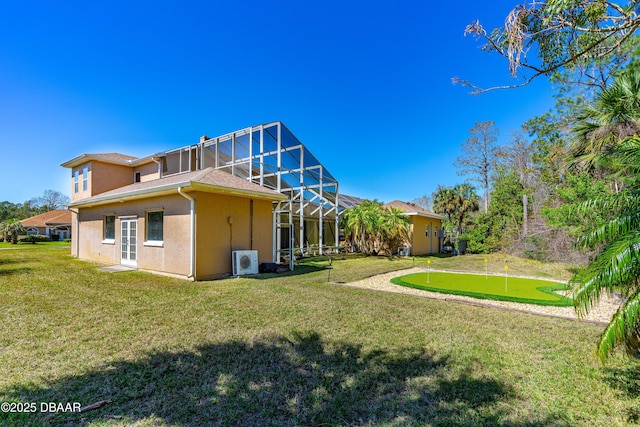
left=62, top=122, right=344, bottom=280
left=21, top=210, right=72, bottom=241
left=384, top=200, right=444, bottom=255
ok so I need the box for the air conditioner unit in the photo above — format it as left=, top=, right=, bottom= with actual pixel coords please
left=232, top=250, right=258, bottom=276
left=398, top=247, right=411, bottom=257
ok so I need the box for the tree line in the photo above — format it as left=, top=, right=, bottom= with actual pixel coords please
left=440, top=0, right=640, bottom=364
left=0, top=190, right=70, bottom=243
left=0, top=190, right=70, bottom=223
left=343, top=1, right=640, bottom=363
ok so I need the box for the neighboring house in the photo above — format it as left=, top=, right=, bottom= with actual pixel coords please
left=21, top=210, right=72, bottom=241
left=384, top=200, right=444, bottom=255
left=62, top=122, right=344, bottom=280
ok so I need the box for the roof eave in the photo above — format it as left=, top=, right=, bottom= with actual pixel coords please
left=69, top=180, right=288, bottom=208
left=190, top=182, right=288, bottom=201
left=416, top=212, right=445, bottom=220
left=67, top=182, right=192, bottom=208
left=61, top=154, right=133, bottom=169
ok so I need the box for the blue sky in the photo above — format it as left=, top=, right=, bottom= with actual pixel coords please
left=0, top=1, right=556, bottom=205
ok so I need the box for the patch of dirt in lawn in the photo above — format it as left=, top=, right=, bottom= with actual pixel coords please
left=338, top=267, right=622, bottom=326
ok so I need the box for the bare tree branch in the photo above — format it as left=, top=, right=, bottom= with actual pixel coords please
left=456, top=0, right=640, bottom=94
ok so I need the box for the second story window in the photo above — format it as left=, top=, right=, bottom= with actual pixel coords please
left=82, top=167, right=88, bottom=191
left=74, top=170, right=79, bottom=193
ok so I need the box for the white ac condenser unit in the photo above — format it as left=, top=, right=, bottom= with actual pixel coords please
left=232, top=250, right=258, bottom=276
left=398, top=247, right=411, bottom=257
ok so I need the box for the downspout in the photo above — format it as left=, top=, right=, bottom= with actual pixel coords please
left=178, top=187, right=195, bottom=279
left=67, top=207, right=79, bottom=258
left=151, top=156, right=163, bottom=178
left=249, top=199, right=254, bottom=250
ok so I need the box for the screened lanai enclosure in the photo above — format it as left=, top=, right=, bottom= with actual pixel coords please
left=160, top=121, right=343, bottom=264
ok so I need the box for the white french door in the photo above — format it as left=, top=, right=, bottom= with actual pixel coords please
left=121, top=218, right=137, bottom=266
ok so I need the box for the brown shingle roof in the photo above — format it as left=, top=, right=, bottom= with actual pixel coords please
left=21, top=210, right=71, bottom=227
left=68, top=167, right=287, bottom=207
left=385, top=200, right=444, bottom=219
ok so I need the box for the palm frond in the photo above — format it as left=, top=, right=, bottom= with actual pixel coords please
left=572, top=232, right=640, bottom=316
left=610, top=135, right=640, bottom=177
left=577, top=212, right=640, bottom=249
left=596, top=288, right=640, bottom=363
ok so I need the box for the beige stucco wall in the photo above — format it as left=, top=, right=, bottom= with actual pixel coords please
left=70, top=211, right=78, bottom=257
left=70, top=163, right=91, bottom=202
left=71, top=161, right=134, bottom=201
left=195, top=192, right=274, bottom=280
left=75, top=194, right=191, bottom=276
left=91, top=161, right=134, bottom=196
left=134, top=162, right=160, bottom=182
left=72, top=190, right=277, bottom=280
left=410, top=216, right=442, bottom=255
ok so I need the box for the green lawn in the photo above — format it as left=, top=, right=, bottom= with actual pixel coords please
left=1, top=248, right=639, bottom=426
left=0, top=241, right=70, bottom=249
left=391, top=271, right=573, bottom=306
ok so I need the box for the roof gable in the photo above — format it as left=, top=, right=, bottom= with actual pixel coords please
left=21, top=210, right=71, bottom=227
left=385, top=200, right=444, bottom=220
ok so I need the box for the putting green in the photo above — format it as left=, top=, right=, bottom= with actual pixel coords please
left=390, top=271, right=573, bottom=306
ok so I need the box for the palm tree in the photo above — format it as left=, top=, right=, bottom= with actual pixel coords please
left=452, top=183, right=479, bottom=235
left=569, top=68, right=640, bottom=362
left=381, top=207, right=411, bottom=255
left=433, top=184, right=479, bottom=237
left=432, top=186, right=457, bottom=224
left=0, top=219, right=26, bottom=244
left=342, top=201, right=410, bottom=256
left=342, top=200, right=382, bottom=255
left=569, top=68, right=640, bottom=185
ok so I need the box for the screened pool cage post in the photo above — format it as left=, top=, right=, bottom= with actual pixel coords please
left=166, top=121, right=342, bottom=271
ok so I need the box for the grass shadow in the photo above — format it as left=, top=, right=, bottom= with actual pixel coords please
left=0, top=267, right=33, bottom=276
left=250, top=264, right=327, bottom=280
left=0, top=257, right=27, bottom=265
left=604, top=365, right=640, bottom=423
left=1, top=332, right=569, bottom=426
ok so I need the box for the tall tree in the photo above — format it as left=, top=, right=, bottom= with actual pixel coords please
left=455, top=121, right=499, bottom=213
left=32, top=189, right=70, bottom=211
left=410, top=194, right=432, bottom=211
left=498, top=130, right=536, bottom=189
left=454, top=0, right=640, bottom=94
left=462, top=169, right=526, bottom=253
left=523, top=112, right=569, bottom=188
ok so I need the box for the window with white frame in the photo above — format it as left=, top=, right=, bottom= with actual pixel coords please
left=146, top=211, right=163, bottom=242
left=82, top=166, right=88, bottom=191
left=74, top=170, right=79, bottom=193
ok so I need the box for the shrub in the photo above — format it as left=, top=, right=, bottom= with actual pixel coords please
left=18, top=235, right=51, bottom=244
